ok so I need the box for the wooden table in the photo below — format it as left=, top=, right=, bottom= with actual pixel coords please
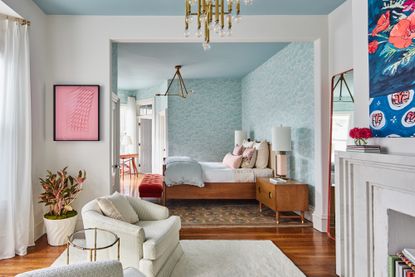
left=120, top=153, right=138, bottom=178
left=256, top=177, right=309, bottom=224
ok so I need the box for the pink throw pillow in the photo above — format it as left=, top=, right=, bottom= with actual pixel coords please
left=242, top=147, right=255, bottom=159
left=223, top=153, right=243, bottom=169
left=232, top=145, right=244, bottom=156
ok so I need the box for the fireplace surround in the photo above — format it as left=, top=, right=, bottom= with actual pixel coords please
left=335, top=151, right=415, bottom=277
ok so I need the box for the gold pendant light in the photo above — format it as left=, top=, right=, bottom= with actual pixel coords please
left=184, top=0, right=254, bottom=50
left=156, top=65, right=193, bottom=99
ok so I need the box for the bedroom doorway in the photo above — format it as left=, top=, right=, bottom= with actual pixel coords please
left=137, top=99, right=153, bottom=173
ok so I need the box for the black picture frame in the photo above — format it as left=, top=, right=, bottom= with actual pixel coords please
left=53, top=84, right=100, bottom=141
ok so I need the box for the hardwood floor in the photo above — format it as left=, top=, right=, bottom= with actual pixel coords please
left=0, top=236, right=66, bottom=276
left=0, top=227, right=336, bottom=277
left=181, top=227, right=336, bottom=277
left=0, top=175, right=336, bottom=277
left=120, top=174, right=144, bottom=198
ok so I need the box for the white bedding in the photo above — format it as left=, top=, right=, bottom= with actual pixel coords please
left=200, top=162, right=273, bottom=183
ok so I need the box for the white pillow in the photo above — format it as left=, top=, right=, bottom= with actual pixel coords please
left=97, top=192, right=139, bottom=224
left=254, top=141, right=269, bottom=169
left=242, top=139, right=254, bottom=148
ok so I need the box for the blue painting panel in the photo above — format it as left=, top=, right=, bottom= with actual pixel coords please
left=368, top=0, right=415, bottom=137
left=370, top=91, right=415, bottom=137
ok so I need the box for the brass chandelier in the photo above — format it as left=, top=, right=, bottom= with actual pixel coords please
left=156, top=65, right=193, bottom=98
left=184, top=0, right=254, bottom=50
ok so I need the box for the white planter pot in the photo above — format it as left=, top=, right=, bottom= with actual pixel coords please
left=44, top=214, right=78, bottom=246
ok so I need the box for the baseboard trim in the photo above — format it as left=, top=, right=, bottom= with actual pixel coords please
left=294, top=205, right=314, bottom=224
left=312, top=211, right=328, bottom=232
left=34, top=220, right=44, bottom=241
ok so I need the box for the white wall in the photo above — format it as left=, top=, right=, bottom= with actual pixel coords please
left=2, top=0, right=50, bottom=240
left=45, top=15, right=331, bottom=231
left=352, top=0, right=415, bottom=153
left=0, top=5, right=332, bottom=233
left=329, top=0, right=353, bottom=77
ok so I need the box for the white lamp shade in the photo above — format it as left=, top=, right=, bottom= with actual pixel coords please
left=121, top=134, right=133, bottom=146
left=234, top=130, right=247, bottom=146
left=272, top=126, right=292, bottom=152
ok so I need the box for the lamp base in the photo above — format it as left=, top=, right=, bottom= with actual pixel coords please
left=276, top=153, right=289, bottom=178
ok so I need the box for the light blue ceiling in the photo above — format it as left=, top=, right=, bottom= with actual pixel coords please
left=117, top=42, right=289, bottom=90
left=32, top=0, right=345, bottom=15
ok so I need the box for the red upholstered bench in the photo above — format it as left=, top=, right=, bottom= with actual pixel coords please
left=139, top=174, right=164, bottom=204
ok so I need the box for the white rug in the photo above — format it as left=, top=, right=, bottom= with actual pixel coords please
left=53, top=240, right=306, bottom=277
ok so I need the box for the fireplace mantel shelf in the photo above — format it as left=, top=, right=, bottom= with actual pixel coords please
left=335, top=151, right=415, bottom=277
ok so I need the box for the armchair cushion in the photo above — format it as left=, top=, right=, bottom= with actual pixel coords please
left=98, top=192, right=139, bottom=224
left=137, top=216, right=181, bottom=260
left=126, top=196, right=169, bottom=221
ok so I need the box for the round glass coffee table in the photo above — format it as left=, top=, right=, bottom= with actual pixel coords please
left=67, top=228, right=120, bottom=264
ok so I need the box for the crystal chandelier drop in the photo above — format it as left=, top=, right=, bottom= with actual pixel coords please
left=185, top=0, right=254, bottom=51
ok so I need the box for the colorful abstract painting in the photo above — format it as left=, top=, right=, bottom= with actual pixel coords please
left=368, top=0, right=415, bottom=137
left=54, top=85, right=100, bottom=141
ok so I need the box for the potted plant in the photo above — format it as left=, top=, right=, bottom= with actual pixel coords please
left=39, top=167, right=86, bottom=246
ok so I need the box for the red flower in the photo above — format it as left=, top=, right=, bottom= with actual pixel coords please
left=359, top=128, right=373, bottom=139
left=403, top=0, right=415, bottom=12
left=349, top=128, right=373, bottom=139
left=368, top=40, right=379, bottom=54
left=372, top=11, right=390, bottom=36
left=389, top=12, right=415, bottom=49
left=349, top=128, right=360, bottom=139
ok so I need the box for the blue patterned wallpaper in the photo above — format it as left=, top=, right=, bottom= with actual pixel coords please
left=168, top=79, right=242, bottom=161
left=241, top=42, right=315, bottom=204
left=136, top=82, right=166, bottom=100
left=118, top=89, right=137, bottom=104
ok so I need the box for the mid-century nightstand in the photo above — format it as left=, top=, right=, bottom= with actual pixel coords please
left=256, top=177, right=309, bottom=224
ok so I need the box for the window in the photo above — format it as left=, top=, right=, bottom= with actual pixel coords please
left=331, top=112, right=353, bottom=161
left=138, top=104, right=152, bottom=116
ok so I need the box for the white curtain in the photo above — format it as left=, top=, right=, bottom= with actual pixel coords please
left=0, top=16, right=34, bottom=259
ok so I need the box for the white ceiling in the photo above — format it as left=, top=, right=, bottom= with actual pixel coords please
left=117, top=42, right=289, bottom=90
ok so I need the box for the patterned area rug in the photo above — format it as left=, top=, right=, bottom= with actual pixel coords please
left=167, top=200, right=312, bottom=228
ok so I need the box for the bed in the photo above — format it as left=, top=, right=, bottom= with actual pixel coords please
left=162, top=143, right=275, bottom=202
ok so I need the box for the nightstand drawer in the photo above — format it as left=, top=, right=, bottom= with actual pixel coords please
left=256, top=178, right=309, bottom=224
left=275, top=185, right=309, bottom=211
left=256, top=180, right=276, bottom=210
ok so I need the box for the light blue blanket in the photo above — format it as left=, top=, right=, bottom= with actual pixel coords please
left=164, top=156, right=204, bottom=187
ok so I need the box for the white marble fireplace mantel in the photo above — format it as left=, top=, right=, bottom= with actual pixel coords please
left=335, top=151, right=415, bottom=277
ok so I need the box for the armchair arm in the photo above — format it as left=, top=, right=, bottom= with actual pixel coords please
left=126, top=196, right=169, bottom=221
left=82, top=210, right=145, bottom=267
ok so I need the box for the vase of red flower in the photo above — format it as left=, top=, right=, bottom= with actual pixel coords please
left=349, top=127, right=373, bottom=146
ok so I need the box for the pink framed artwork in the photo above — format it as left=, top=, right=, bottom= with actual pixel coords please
left=54, top=85, right=100, bottom=141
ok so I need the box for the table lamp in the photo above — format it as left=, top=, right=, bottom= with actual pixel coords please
left=272, top=126, right=292, bottom=178
left=234, top=130, right=247, bottom=146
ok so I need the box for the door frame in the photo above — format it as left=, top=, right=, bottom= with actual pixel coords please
left=110, top=93, right=121, bottom=193
left=136, top=98, right=155, bottom=173
left=156, top=109, right=168, bottom=174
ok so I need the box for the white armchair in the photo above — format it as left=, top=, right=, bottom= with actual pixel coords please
left=81, top=196, right=183, bottom=277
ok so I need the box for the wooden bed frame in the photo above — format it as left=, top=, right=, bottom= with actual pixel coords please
left=163, top=182, right=256, bottom=203
left=163, top=142, right=275, bottom=202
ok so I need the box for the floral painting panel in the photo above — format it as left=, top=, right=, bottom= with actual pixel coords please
left=368, top=0, right=415, bottom=137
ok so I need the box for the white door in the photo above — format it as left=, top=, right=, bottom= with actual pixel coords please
left=111, top=93, right=120, bottom=193
left=139, top=118, right=152, bottom=173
